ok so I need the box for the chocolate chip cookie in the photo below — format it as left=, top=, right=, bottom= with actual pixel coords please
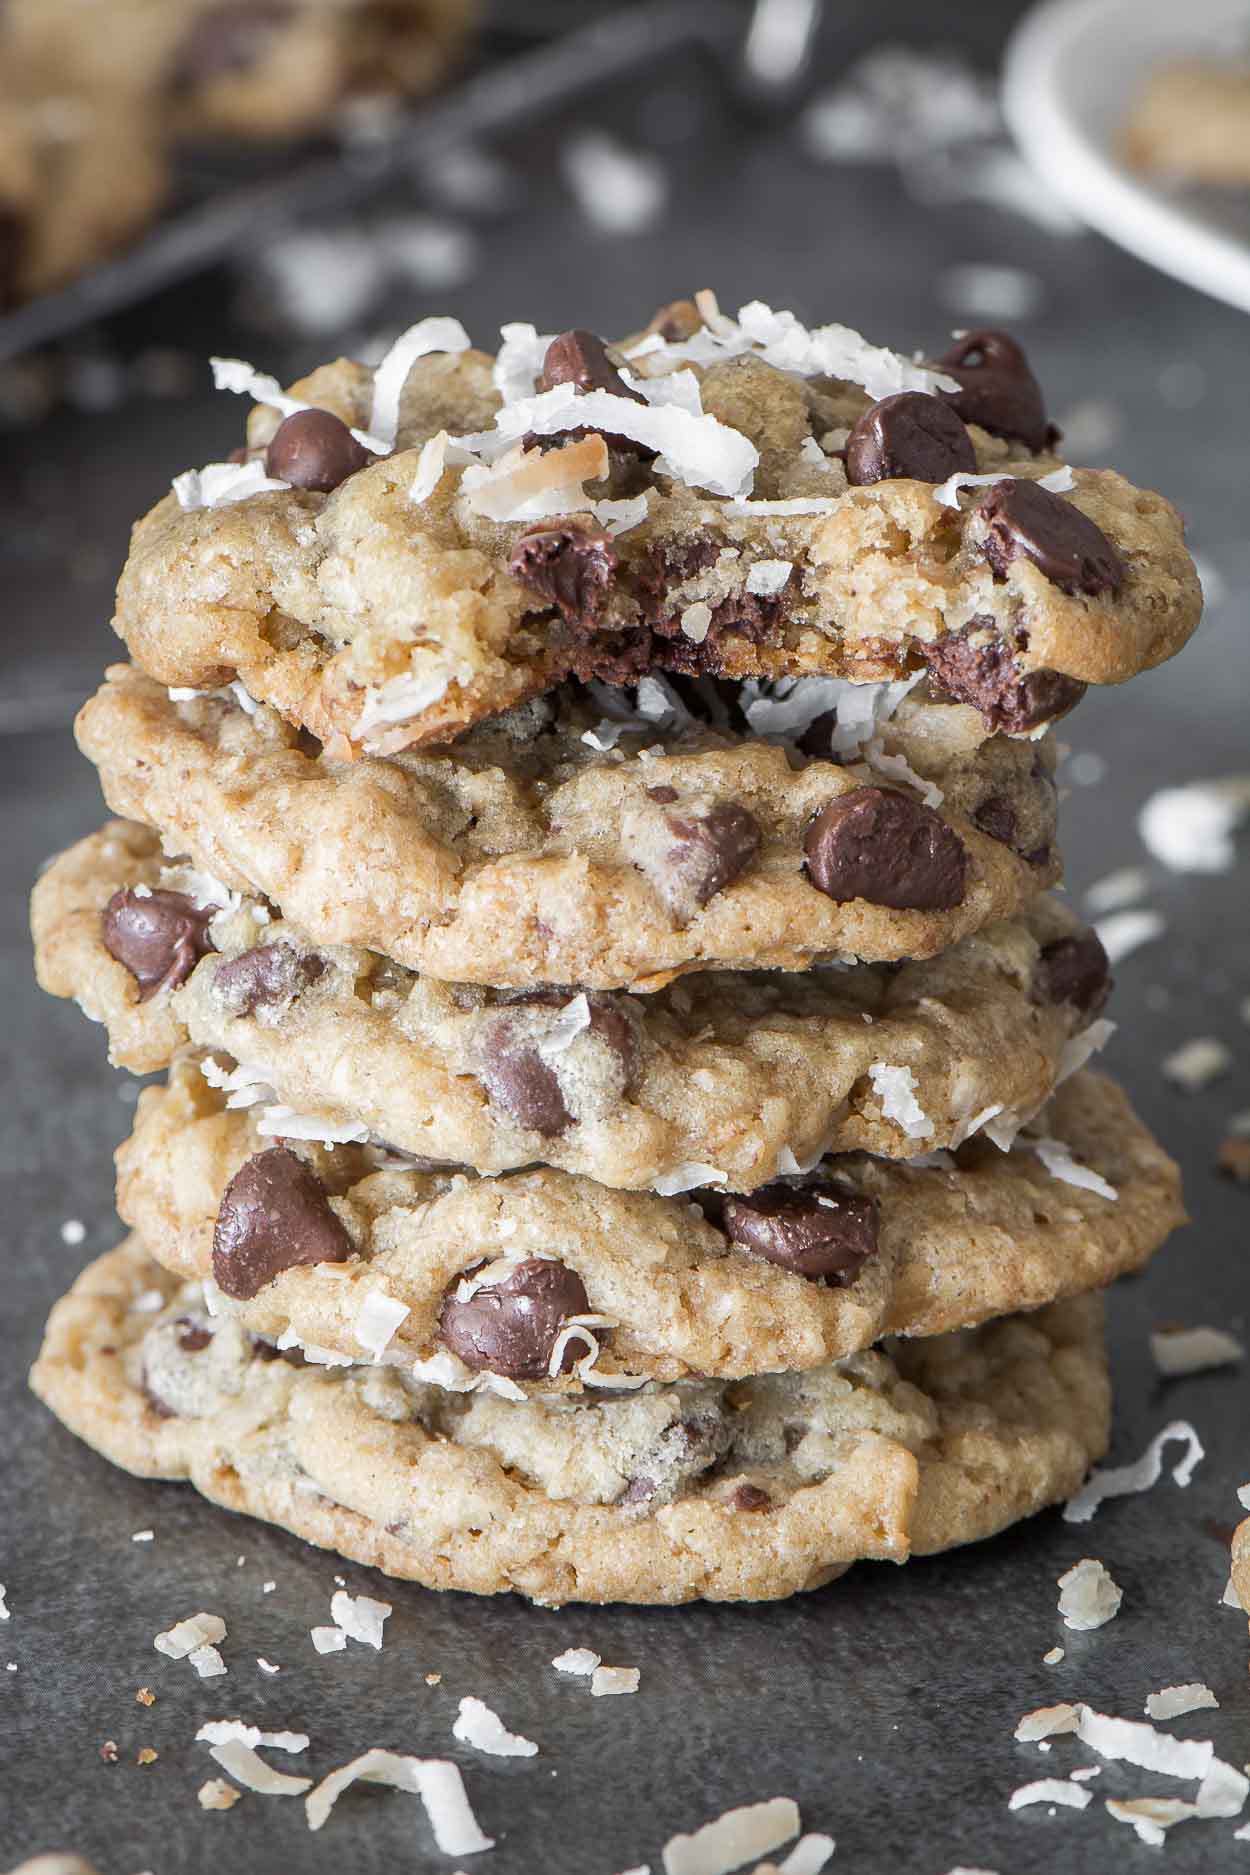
left=109, top=300, right=1201, bottom=755
left=113, top=1057, right=1181, bottom=1388
left=34, top=819, right=1105, bottom=1185
left=76, top=668, right=1061, bottom=989
left=30, top=1236, right=1112, bottom=1604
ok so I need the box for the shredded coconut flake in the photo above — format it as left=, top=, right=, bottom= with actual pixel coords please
left=537, top=993, right=592, bottom=1057
left=869, top=1063, right=932, bottom=1140
left=305, top=1751, right=494, bottom=1854
left=1008, top=1778, right=1092, bottom=1811
left=353, top=1289, right=410, bottom=1361
left=257, top=1104, right=371, bottom=1147
left=1015, top=1704, right=1080, bottom=1742
left=1094, top=908, right=1166, bottom=965
left=311, top=1626, right=347, bottom=1654
left=453, top=1695, right=539, bottom=1757
left=196, top=1721, right=307, bottom=1752
left=774, top=1838, right=836, bottom=1875
left=1151, top=1326, right=1243, bottom=1377
left=1139, top=778, right=1250, bottom=874
left=1075, top=1707, right=1213, bottom=1780
left=1044, top=1647, right=1065, bottom=1665
left=1163, top=1038, right=1232, bottom=1092
left=367, top=318, right=471, bottom=449
left=173, top=459, right=290, bottom=511
left=154, top=1613, right=225, bottom=1660
left=562, top=130, right=668, bottom=234
left=591, top=1665, right=640, bottom=1697
left=1031, top=1137, right=1117, bottom=1202
left=1145, top=1684, right=1219, bottom=1721
left=552, top=1647, right=601, bottom=1676
left=654, top=1163, right=728, bottom=1196
left=662, top=1797, right=801, bottom=1875
left=1083, top=866, right=1149, bottom=915
left=745, top=559, right=794, bottom=597
left=329, top=1590, right=391, bottom=1649
left=190, top=1644, right=227, bottom=1678
left=354, top=668, right=455, bottom=740
left=209, top=1739, right=311, bottom=1797
left=1055, top=1017, right=1115, bottom=1086
left=932, top=464, right=1074, bottom=510
left=1064, top=1420, right=1205, bottom=1522
left=1057, top=1557, right=1123, bottom=1630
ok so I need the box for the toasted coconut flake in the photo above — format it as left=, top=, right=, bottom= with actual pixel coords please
left=198, top=1778, right=241, bottom=1811
left=591, top=1666, right=641, bottom=1697
left=869, top=1064, right=932, bottom=1141
left=1008, top=1778, right=1092, bottom=1811
left=552, top=1647, right=601, bottom=1676
left=367, top=318, right=471, bottom=448
left=1138, top=778, right=1250, bottom=874
left=662, top=1797, right=801, bottom=1875
left=1064, top=1421, right=1204, bottom=1522
left=453, top=1695, right=539, bottom=1757
left=154, top=1613, right=226, bottom=1660
left=353, top=1290, right=411, bottom=1361
left=305, top=1751, right=494, bottom=1854
left=1151, top=1327, right=1244, bottom=1377
left=1043, top=1647, right=1065, bottom=1666
left=1094, top=908, right=1166, bottom=965
left=208, top=1739, right=312, bottom=1797
left=1105, top=1796, right=1189, bottom=1845
left=1163, top=1038, right=1233, bottom=1092
left=461, top=433, right=610, bottom=524
left=1145, top=1684, right=1219, bottom=1721
left=1015, top=1704, right=1080, bottom=1743
left=329, top=1590, right=391, bottom=1649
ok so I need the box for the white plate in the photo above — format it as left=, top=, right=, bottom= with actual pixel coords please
left=1003, top=0, right=1250, bottom=312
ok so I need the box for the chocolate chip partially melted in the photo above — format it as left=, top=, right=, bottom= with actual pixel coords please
left=924, top=625, right=1086, bottom=734
left=212, top=1146, right=353, bottom=1300
left=265, top=409, right=372, bottom=493
left=1038, top=931, right=1112, bottom=1015
left=722, top=1183, right=879, bottom=1284
left=212, top=942, right=325, bottom=1016
left=509, top=520, right=618, bottom=631
left=977, top=478, right=1124, bottom=599
left=804, top=787, right=967, bottom=911
left=663, top=801, right=762, bottom=908
left=479, top=992, right=640, bottom=1136
left=102, top=888, right=215, bottom=999
left=439, top=1258, right=591, bottom=1379
left=936, top=329, right=1056, bottom=453
left=844, top=391, right=976, bottom=486
left=166, top=0, right=294, bottom=90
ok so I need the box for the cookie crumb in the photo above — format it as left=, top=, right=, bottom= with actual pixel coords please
left=135, top=1687, right=155, bottom=1706
left=1218, top=1138, right=1250, bottom=1184
left=425, top=1671, right=442, bottom=1685
left=137, top=1746, right=158, bottom=1765
left=99, top=1740, right=119, bottom=1763
left=198, top=1777, right=241, bottom=1811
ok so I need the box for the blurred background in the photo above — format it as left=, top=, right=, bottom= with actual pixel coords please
left=2, top=5, right=1248, bottom=1870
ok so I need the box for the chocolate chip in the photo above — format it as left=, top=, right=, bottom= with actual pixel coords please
left=722, top=1183, right=879, bottom=1284
left=213, top=942, right=325, bottom=1016
left=730, top=1483, right=772, bottom=1511
left=972, top=795, right=1017, bottom=848
left=663, top=802, right=761, bottom=908
left=537, top=330, right=644, bottom=401
left=480, top=1020, right=571, bottom=1136
left=924, top=625, right=1086, bottom=734
left=647, top=785, right=679, bottom=804
left=176, top=1319, right=213, bottom=1353
left=936, top=329, right=1055, bottom=452
left=1038, top=931, right=1112, bottom=1015
left=439, top=1258, right=591, bottom=1379
left=510, top=520, right=617, bottom=630
left=102, top=888, right=215, bottom=1000
left=844, top=391, right=976, bottom=486
left=804, top=787, right=967, bottom=911
left=166, top=0, right=294, bottom=89
left=977, top=478, right=1123, bottom=598
left=212, top=1146, right=353, bottom=1301
left=265, top=409, right=372, bottom=493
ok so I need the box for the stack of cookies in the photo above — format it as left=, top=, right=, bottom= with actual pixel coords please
left=30, top=295, right=1196, bottom=1605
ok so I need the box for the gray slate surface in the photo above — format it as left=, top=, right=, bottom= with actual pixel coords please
left=2, top=5, right=1249, bottom=1870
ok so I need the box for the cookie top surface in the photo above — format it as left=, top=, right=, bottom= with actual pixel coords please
left=115, top=1057, right=1180, bottom=1389
left=30, top=1235, right=1111, bottom=1604
left=77, top=666, right=1060, bottom=989
left=110, top=299, right=1201, bottom=753
left=35, top=819, right=1105, bottom=1187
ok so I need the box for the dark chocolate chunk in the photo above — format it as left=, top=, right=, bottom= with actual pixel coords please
left=663, top=802, right=762, bottom=907
left=844, top=391, right=976, bottom=486
left=972, top=795, right=1018, bottom=848
left=936, top=329, right=1055, bottom=452
left=537, top=329, right=645, bottom=401
left=439, top=1257, right=591, bottom=1379
left=102, top=888, right=215, bottom=1000
left=509, top=520, right=617, bottom=630
left=924, top=624, right=1086, bottom=734
left=265, top=409, right=372, bottom=493
left=176, top=1319, right=213, bottom=1353
left=977, top=478, right=1124, bottom=598
left=213, top=942, right=325, bottom=1016
left=803, top=787, right=967, bottom=910
left=722, top=1183, right=879, bottom=1284
left=212, top=1146, right=353, bottom=1301
left=1037, top=931, right=1112, bottom=1015
left=167, top=1, right=294, bottom=90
